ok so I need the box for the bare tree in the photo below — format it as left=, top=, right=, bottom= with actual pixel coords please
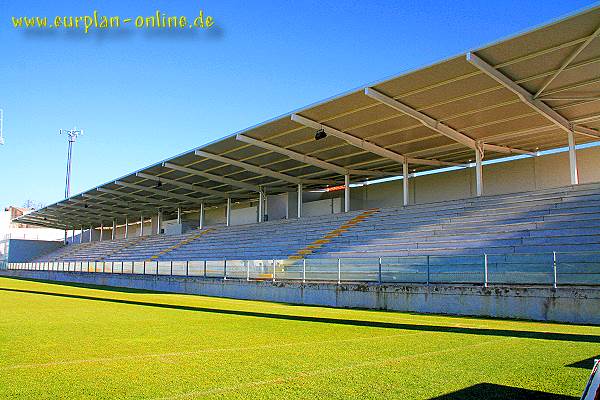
left=22, top=200, right=44, bottom=210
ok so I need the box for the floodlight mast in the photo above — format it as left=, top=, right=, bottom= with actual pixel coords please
left=0, top=109, right=4, bottom=145
left=60, top=127, right=83, bottom=199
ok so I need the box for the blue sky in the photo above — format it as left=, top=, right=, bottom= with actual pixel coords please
left=0, top=0, right=597, bottom=208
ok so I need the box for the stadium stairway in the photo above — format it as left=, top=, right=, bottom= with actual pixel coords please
left=32, top=182, right=600, bottom=263
left=146, top=228, right=214, bottom=261
left=288, top=208, right=380, bottom=260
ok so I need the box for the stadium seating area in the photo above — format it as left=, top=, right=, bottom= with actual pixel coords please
left=33, top=182, right=600, bottom=263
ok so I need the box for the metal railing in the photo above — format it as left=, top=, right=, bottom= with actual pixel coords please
left=5, top=251, right=600, bottom=287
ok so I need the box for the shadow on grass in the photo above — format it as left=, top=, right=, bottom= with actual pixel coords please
left=1, top=285, right=599, bottom=344
left=0, top=275, right=159, bottom=294
left=567, top=355, right=600, bottom=369
left=428, top=383, right=578, bottom=399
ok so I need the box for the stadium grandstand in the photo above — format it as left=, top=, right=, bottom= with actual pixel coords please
left=4, top=6, right=600, bottom=305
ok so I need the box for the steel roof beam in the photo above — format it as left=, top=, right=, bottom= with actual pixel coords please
left=290, top=114, right=460, bottom=167
left=466, top=52, right=600, bottom=139
left=235, top=134, right=391, bottom=177
left=534, top=24, right=600, bottom=98
left=114, top=181, right=205, bottom=204
left=67, top=197, right=147, bottom=214
left=81, top=193, right=156, bottom=211
left=135, top=172, right=227, bottom=198
left=364, top=87, right=534, bottom=155
left=162, top=162, right=261, bottom=192
left=56, top=203, right=126, bottom=220
left=194, top=150, right=335, bottom=185
left=97, top=188, right=174, bottom=207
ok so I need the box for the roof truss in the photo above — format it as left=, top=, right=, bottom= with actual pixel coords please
left=466, top=52, right=600, bottom=139
left=135, top=172, right=228, bottom=199
left=114, top=181, right=205, bottom=204
left=364, top=87, right=534, bottom=155
left=236, top=134, right=390, bottom=177
left=290, top=114, right=461, bottom=167
left=97, top=188, right=174, bottom=207
left=194, top=150, right=336, bottom=185
left=162, top=162, right=261, bottom=192
left=534, top=23, right=600, bottom=98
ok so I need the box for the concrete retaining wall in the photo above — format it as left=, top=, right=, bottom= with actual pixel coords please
left=2, top=270, right=599, bottom=325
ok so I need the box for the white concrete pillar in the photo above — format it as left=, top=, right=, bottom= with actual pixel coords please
left=403, top=158, right=409, bottom=206
left=475, top=144, right=484, bottom=197
left=344, top=174, right=350, bottom=212
left=71, top=227, right=76, bottom=243
left=297, top=183, right=303, bottom=218
left=79, top=225, right=83, bottom=244
left=124, top=217, right=129, bottom=239
left=568, top=130, right=579, bottom=185
left=139, top=214, right=144, bottom=237
left=156, top=210, right=162, bottom=235
left=89, top=226, right=93, bottom=242
left=199, top=203, right=204, bottom=229
left=111, top=219, right=116, bottom=240
left=258, top=190, right=264, bottom=223
left=226, top=198, right=232, bottom=227
left=177, top=207, right=182, bottom=224
left=99, top=223, right=103, bottom=241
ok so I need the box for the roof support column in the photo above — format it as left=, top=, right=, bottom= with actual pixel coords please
left=156, top=210, right=162, bottom=235
left=258, top=188, right=264, bottom=223
left=568, top=130, right=579, bottom=185
left=139, top=214, right=144, bottom=237
left=100, top=223, right=103, bottom=241
left=344, top=174, right=350, bottom=213
left=124, top=217, right=129, bottom=239
left=89, top=226, right=93, bottom=242
left=199, top=203, right=205, bottom=229
left=79, top=225, right=83, bottom=244
left=475, top=143, right=484, bottom=197
left=264, top=188, right=268, bottom=221
left=72, top=227, right=76, bottom=244
left=297, top=183, right=303, bottom=219
left=111, top=219, right=116, bottom=240
left=403, top=159, right=409, bottom=207
left=226, top=198, right=232, bottom=227
left=177, top=207, right=182, bottom=225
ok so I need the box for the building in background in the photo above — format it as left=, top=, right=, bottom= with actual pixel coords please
left=0, top=206, right=64, bottom=267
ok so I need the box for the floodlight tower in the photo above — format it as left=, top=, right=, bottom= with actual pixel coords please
left=60, top=127, right=83, bottom=198
left=0, top=109, right=5, bottom=145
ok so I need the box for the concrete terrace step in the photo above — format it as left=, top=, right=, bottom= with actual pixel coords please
left=34, top=182, right=600, bottom=263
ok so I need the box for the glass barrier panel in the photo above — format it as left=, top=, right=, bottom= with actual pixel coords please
left=205, top=260, right=225, bottom=278
left=304, top=258, right=338, bottom=281
left=133, top=261, right=145, bottom=274
left=247, top=260, right=275, bottom=280
left=224, top=260, right=246, bottom=279
left=187, top=261, right=204, bottom=276
left=123, top=261, right=134, bottom=274
left=556, top=251, right=600, bottom=286
left=340, top=258, right=379, bottom=282
left=145, top=261, right=158, bottom=275
left=157, top=261, right=171, bottom=275
left=487, top=253, right=554, bottom=285
left=427, top=255, right=484, bottom=284
left=277, top=259, right=303, bottom=280
left=380, top=256, right=428, bottom=284
left=172, top=261, right=187, bottom=276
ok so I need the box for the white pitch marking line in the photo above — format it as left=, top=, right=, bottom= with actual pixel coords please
left=1, top=331, right=427, bottom=370
left=154, top=337, right=514, bottom=400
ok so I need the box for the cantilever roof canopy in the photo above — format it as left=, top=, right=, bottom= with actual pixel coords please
left=17, top=5, right=600, bottom=230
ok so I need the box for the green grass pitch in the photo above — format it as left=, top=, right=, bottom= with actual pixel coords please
left=0, top=276, right=598, bottom=399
